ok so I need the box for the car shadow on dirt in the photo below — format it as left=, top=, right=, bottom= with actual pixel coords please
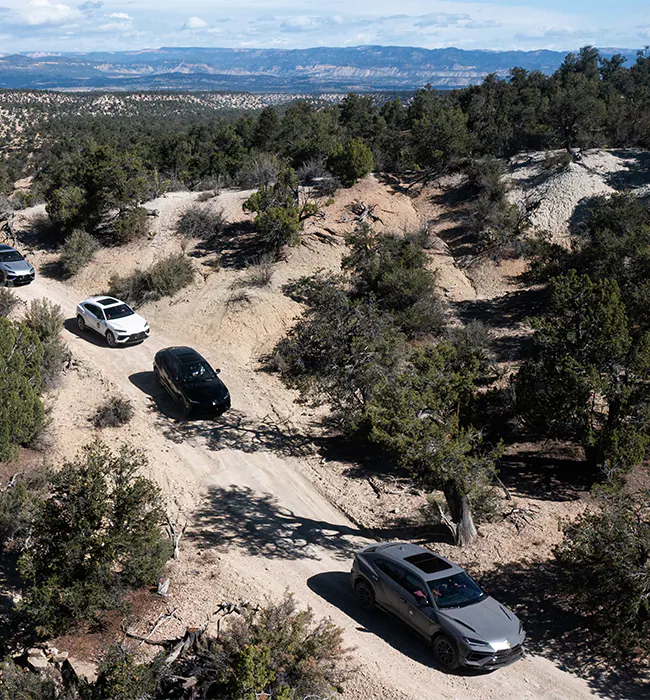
left=307, top=571, right=491, bottom=677
left=129, top=370, right=186, bottom=420
left=64, top=318, right=109, bottom=348
left=480, top=559, right=650, bottom=700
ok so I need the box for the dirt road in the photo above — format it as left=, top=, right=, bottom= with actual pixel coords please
left=17, top=275, right=607, bottom=700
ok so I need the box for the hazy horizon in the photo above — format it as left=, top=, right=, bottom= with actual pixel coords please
left=0, top=1, right=647, bottom=54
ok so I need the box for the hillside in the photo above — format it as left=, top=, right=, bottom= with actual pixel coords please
left=0, top=45, right=639, bottom=91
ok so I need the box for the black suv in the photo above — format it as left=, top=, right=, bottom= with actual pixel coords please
left=153, top=347, right=230, bottom=418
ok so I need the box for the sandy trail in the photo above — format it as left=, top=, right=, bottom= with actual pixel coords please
left=16, top=275, right=605, bottom=700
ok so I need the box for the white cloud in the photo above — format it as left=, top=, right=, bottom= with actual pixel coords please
left=182, top=16, right=208, bottom=30
left=106, top=12, right=132, bottom=21
left=24, top=0, right=81, bottom=25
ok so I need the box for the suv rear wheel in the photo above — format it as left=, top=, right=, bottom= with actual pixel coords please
left=432, top=634, right=459, bottom=670
left=354, top=580, right=376, bottom=612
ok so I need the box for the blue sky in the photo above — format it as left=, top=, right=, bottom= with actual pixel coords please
left=0, top=0, right=648, bottom=53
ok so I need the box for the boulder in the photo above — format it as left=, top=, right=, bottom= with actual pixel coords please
left=62, top=657, right=98, bottom=685
left=27, top=655, right=50, bottom=673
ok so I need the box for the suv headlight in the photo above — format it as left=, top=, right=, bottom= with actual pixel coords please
left=462, top=637, right=490, bottom=647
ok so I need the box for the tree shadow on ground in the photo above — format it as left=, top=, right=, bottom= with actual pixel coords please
left=607, top=150, right=650, bottom=191
left=308, top=571, right=494, bottom=677
left=190, top=485, right=453, bottom=562
left=188, top=220, right=267, bottom=270
left=479, top=559, right=650, bottom=699
left=452, top=288, right=545, bottom=362
left=498, top=447, right=596, bottom=502
left=189, top=485, right=361, bottom=561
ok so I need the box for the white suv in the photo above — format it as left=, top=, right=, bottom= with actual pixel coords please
left=76, top=296, right=150, bottom=347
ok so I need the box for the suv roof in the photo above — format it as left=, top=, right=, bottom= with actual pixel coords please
left=83, top=296, right=124, bottom=308
left=165, top=347, right=205, bottom=365
left=0, top=244, right=17, bottom=252
left=364, top=542, right=462, bottom=580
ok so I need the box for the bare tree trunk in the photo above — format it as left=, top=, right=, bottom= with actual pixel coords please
left=444, top=486, right=478, bottom=547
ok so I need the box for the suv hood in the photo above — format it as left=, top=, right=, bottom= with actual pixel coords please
left=437, top=596, right=522, bottom=646
left=106, top=313, right=147, bottom=334
left=183, top=378, right=229, bottom=405
left=2, top=260, right=32, bottom=274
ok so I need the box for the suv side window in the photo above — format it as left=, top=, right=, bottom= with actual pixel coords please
left=84, top=303, right=98, bottom=318
left=402, top=571, right=428, bottom=598
left=376, top=559, right=407, bottom=584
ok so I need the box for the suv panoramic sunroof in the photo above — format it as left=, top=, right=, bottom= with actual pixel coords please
left=405, top=553, right=453, bottom=574
left=96, top=297, right=120, bottom=306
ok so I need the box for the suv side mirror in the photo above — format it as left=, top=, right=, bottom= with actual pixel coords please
left=215, top=368, right=221, bottom=374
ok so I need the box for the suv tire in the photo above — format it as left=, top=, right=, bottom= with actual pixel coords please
left=354, top=580, right=376, bottom=612
left=432, top=634, right=459, bottom=670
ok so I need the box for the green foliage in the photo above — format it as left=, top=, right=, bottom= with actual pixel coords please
left=366, top=343, right=501, bottom=541
left=176, top=205, right=226, bottom=240
left=0, top=659, right=59, bottom=700
left=0, top=287, right=19, bottom=317
left=93, top=396, right=134, bottom=429
left=516, top=271, right=650, bottom=474
left=110, top=206, right=149, bottom=244
left=0, top=318, right=44, bottom=462
left=87, top=646, right=161, bottom=700
left=43, top=140, right=155, bottom=239
left=185, top=592, right=350, bottom=700
left=409, top=92, right=470, bottom=172
left=327, top=137, right=374, bottom=186
left=342, top=225, right=446, bottom=338
left=46, top=185, right=86, bottom=233
left=273, top=273, right=405, bottom=430
left=58, top=228, right=100, bottom=278
left=466, top=157, right=531, bottom=258
left=18, top=441, right=171, bottom=636
left=109, top=253, right=195, bottom=306
left=23, top=298, right=67, bottom=388
left=0, top=470, right=47, bottom=552
left=243, top=168, right=316, bottom=252
left=555, top=495, right=650, bottom=654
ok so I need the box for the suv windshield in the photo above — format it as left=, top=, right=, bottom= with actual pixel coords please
left=182, top=361, right=215, bottom=382
left=0, top=250, right=24, bottom=263
left=104, top=304, right=134, bottom=320
left=428, top=572, right=486, bottom=609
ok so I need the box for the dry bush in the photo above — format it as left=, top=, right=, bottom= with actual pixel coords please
left=58, top=228, right=100, bottom=278
left=24, top=298, right=69, bottom=387
left=242, top=254, right=274, bottom=288
left=109, top=254, right=195, bottom=306
left=176, top=205, right=226, bottom=240
left=93, top=395, right=134, bottom=428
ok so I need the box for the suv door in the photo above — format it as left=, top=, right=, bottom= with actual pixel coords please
left=84, top=304, right=103, bottom=333
left=373, top=558, right=410, bottom=616
left=397, top=570, right=437, bottom=640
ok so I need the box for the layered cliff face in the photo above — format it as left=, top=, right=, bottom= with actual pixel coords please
left=0, top=46, right=637, bottom=91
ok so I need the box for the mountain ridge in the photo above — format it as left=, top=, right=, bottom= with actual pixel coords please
left=0, top=45, right=640, bottom=92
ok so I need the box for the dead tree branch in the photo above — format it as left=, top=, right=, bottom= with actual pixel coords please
left=166, top=516, right=189, bottom=560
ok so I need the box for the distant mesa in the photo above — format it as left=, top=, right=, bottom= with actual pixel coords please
left=0, top=45, right=640, bottom=92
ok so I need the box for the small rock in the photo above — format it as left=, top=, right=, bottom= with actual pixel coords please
left=53, top=651, right=69, bottom=663
left=46, top=646, right=59, bottom=657
left=27, top=647, right=46, bottom=658
left=27, top=655, right=50, bottom=673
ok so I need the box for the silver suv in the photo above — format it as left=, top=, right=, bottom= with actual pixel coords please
left=351, top=542, right=525, bottom=671
left=0, top=244, right=35, bottom=286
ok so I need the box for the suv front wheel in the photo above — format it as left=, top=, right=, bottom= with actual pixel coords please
left=432, top=634, right=459, bottom=670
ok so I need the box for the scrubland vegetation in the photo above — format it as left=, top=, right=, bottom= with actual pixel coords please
left=2, top=45, right=650, bottom=696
